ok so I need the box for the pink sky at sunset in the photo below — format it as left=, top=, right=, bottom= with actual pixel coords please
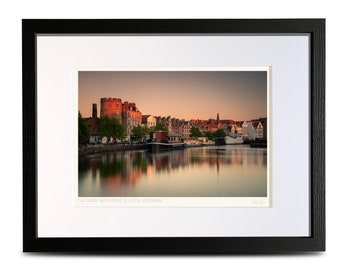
left=78, top=71, right=267, bottom=121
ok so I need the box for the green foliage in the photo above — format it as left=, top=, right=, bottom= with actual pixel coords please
left=78, top=112, right=91, bottom=144
left=114, top=122, right=125, bottom=140
left=131, top=125, right=150, bottom=141
left=152, top=123, right=168, bottom=132
left=99, top=157, right=125, bottom=177
left=189, top=126, right=202, bottom=138
left=132, top=152, right=149, bottom=171
left=204, top=131, right=214, bottom=140
left=213, top=128, right=227, bottom=138
left=99, top=115, right=124, bottom=141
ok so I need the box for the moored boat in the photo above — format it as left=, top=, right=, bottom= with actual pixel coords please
left=226, top=135, right=244, bottom=145
left=214, top=137, right=227, bottom=145
left=250, top=139, right=267, bottom=148
left=215, top=135, right=244, bottom=145
left=184, top=143, right=202, bottom=147
left=184, top=140, right=203, bottom=148
left=147, top=131, right=185, bottom=152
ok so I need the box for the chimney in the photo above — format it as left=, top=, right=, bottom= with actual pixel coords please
left=92, top=103, right=97, bottom=118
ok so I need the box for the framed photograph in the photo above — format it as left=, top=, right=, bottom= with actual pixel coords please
left=23, top=19, right=325, bottom=253
left=77, top=67, right=270, bottom=207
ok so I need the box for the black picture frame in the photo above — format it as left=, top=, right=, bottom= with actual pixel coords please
left=23, top=19, right=325, bottom=253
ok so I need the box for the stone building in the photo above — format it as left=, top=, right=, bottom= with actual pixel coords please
left=142, top=115, right=156, bottom=128
left=85, top=103, right=100, bottom=143
left=230, top=122, right=243, bottom=137
left=100, top=97, right=142, bottom=139
left=170, top=118, right=192, bottom=138
left=190, top=113, right=223, bottom=134
left=259, top=117, right=267, bottom=140
left=155, top=115, right=172, bottom=131
left=252, top=120, right=264, bottom=139
left=242, top=120, right=264, bottom=140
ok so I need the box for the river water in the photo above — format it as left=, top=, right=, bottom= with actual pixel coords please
left=78, top=145, right=267, bottom=197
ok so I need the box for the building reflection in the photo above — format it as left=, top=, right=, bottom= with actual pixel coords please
left=79, top=146, right=267, bottom=193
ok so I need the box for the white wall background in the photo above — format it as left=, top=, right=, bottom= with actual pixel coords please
left=0, top=0, right=337, bottom=269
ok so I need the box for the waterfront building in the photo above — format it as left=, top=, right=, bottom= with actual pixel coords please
left=242, top=120, right=264, bottom=140
left=247, top=121, right=256, bottom=140
left=259, top=117, right=267, bottom=140
left=252, top=121, right=264, bottom=139
left=181, top=121, right=192, bottom=138
left=168, top=132, right=183, bottom=143
left=100, top=97, right=142, bottom=139
left=171, top=118, right=180, bottom=134
left=155, top=115, right=172, bottom=131
left=230, top=122, right=243, bottom=137
left=169, top=118, right=192, bottom=138
left=242, top=121, right=251, bottom=139
left=190, top=113, right=226, bottom=134
left=100, top=98, right=123, bottom=122
left=142, top=115, right=156, bottom=128
left=166, top=115, right=172, bottom=131
left=85, top=103, right=101, bottom=143
left=190, top=119, right=208, bottom=133
left=219, top=119, right=240, bottom=136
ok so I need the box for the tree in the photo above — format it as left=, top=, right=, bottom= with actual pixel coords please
left=112, top=119, right=124, bottom=140
left=204, top=131, right=214, bottom=140
left=78, top=112, right=90, bottom=144
left=213, top=128, right=226, bottom=138
left=99, top=115, right=124, bottom=142
left=189, top=126, right=202, bottom=138
left=152, top=123, right=168, bottom=132
left=131, top=125, right=150, bottom=141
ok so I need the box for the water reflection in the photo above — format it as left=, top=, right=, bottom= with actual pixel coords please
left=79, top=145, right=267, bottom=197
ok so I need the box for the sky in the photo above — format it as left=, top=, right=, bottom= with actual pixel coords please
left=78, top=71, right=267, bottom=121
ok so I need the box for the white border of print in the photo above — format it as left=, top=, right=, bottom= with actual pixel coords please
left=74, top=66, right=271, bottom=208
left=37, top=35, right=309, bottom=237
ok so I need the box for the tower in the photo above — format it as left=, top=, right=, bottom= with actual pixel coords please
left=217, top=113, right=221, bottom=129
left=100, top=98, right=123, bottom=123
left=92, top=103, right=97, bottom=118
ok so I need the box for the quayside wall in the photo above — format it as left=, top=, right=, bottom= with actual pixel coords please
left=79, top=144, right=146, bottom=156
